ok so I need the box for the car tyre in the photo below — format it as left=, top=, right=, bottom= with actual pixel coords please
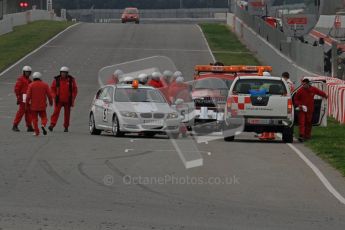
left=89, top=113, right=101, bottom=135
left=112, top=114, right=124, bottom=137
left=282, top=127, right=294, bottom=143
left=224, top=136, right=235, bottom=142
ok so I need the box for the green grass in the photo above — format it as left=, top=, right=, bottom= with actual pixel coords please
left=200, top=23, right=260, bottom=65
left=295, top=118, right=345, bottom=176
left=0, top=20, right=73, bottom=72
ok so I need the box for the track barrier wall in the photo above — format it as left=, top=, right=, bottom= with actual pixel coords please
left=0, top=9, right=63, bottom=36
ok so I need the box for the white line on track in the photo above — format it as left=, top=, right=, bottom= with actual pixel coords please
left=198, top=24, right=345, bottom=205
left=196, top=24, right=216, bottom=62
left=288, top=143, right=345, bottom=205
left=0, top=23, right=80, bottom=77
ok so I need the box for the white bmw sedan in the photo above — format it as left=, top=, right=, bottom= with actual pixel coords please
left=89, top=83, right=181, bottom=138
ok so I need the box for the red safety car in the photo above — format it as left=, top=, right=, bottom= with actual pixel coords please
left=121, top=7, right=140, bottom=24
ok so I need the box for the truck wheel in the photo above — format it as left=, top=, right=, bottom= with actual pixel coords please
left=282, top=127, right=294, bottom=143
left=89, top=113, right=101, bottom=135
left=224, top=136, right=235, bottom=142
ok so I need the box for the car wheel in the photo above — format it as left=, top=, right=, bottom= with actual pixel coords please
left=89, top=113, right=101, bottom=135
left=282, top=127, right=294, bottom=143
left=224, top=136, right=235, bottom=142
left=135, top=21, right=139, bottom=24
left=112, top=114, right=124, bottom=137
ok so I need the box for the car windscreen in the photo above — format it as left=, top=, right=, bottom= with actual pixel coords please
left=233, top=79, right=287, bottom=95
left=194, top=78, right=233, bottom=90
left=115, top=88, right=166, bottom=103
left=125, top=9, right=138, bottom=14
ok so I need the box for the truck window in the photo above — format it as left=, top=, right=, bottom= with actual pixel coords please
left=234, top=79, right=287, bottom=95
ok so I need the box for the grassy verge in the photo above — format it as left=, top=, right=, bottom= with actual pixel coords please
left=295, top=118, right=345, bottom=176
left=0, top=20, right=73, bottom=72
left=199, top=23, right=260, bottom=65
left=202, top=23, right=345, bottom=176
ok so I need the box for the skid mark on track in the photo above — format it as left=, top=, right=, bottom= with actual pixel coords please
left=38, top=159, right=70, bottom=185
left=77, top=162, right=114, bottom=190
left=95, top=150, right=154, bottom=160
left=17, top=139, right=51, bottom=180
left=105, top=160, right=168, bottom=197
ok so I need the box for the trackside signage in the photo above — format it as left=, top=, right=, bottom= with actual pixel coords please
left=247, top=0, right=271, bottom=16
left=248, top=0, right=265, bottom=16
left=282, top=14, right=318, bottom=37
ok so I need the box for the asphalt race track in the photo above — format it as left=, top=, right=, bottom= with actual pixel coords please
left=0, top=23, right=345, bottom=229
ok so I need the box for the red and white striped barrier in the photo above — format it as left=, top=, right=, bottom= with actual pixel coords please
left=339, top=88, right=345, bottom=123
left=304, top=76, right=345, bottom=124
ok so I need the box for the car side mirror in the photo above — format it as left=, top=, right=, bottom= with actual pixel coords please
left=175, top=98, right=184, bottom=105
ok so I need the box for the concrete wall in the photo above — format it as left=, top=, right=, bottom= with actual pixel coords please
left=227, top=13, right=316, bottom=82
left=68, top=8, right=229, bottom=22
left=0, top=16, right=11, bottom=34
left=0, top=10, right=63, bottom=36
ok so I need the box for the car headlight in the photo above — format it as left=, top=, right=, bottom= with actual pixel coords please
left=167, top=112, right=179, bottom=119
left=120, top=111, right=138, bottom=118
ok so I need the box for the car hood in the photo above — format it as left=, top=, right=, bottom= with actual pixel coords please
left=115, top=102, right=174, bottom=113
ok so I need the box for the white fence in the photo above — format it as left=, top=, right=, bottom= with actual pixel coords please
left=0, top=10, right=63, bottom=36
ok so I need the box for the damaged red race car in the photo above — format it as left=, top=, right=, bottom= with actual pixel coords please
left=191, top=64, right=272, bottom=133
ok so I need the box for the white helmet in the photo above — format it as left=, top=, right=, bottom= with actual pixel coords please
left=176, top=76, right=184, bottom=83
left=32, top=72, right=42, bottom=80
left=22, top=66, right=32, bottom=72
left=60, top=66, right=70, bottom=72
left=113, top=69, right=124, bottom=77
left=138, top=73, right=148, bottom=84
left=163, top=70, right=173, bottom=78
left=173, top=71, right=182, bottom=77
left=123, top=76, right=134, bottom=84
left=263, top=71, right=271, bottom=76
left=151, top=71, right=161, bottom=80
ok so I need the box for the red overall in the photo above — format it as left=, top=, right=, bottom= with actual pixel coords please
left=13, top=75, right=32, bottom=127
left=26, top=80, right=53, bottom=135
left=167, top=82, right=191, bottom=103
left=148, top=79, right=164, bottom=88
left=50, top=75, right=78, bottom=129
left=107, top=75, right=119, bottom=85
left=294, top=86, right=327, bottom=139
